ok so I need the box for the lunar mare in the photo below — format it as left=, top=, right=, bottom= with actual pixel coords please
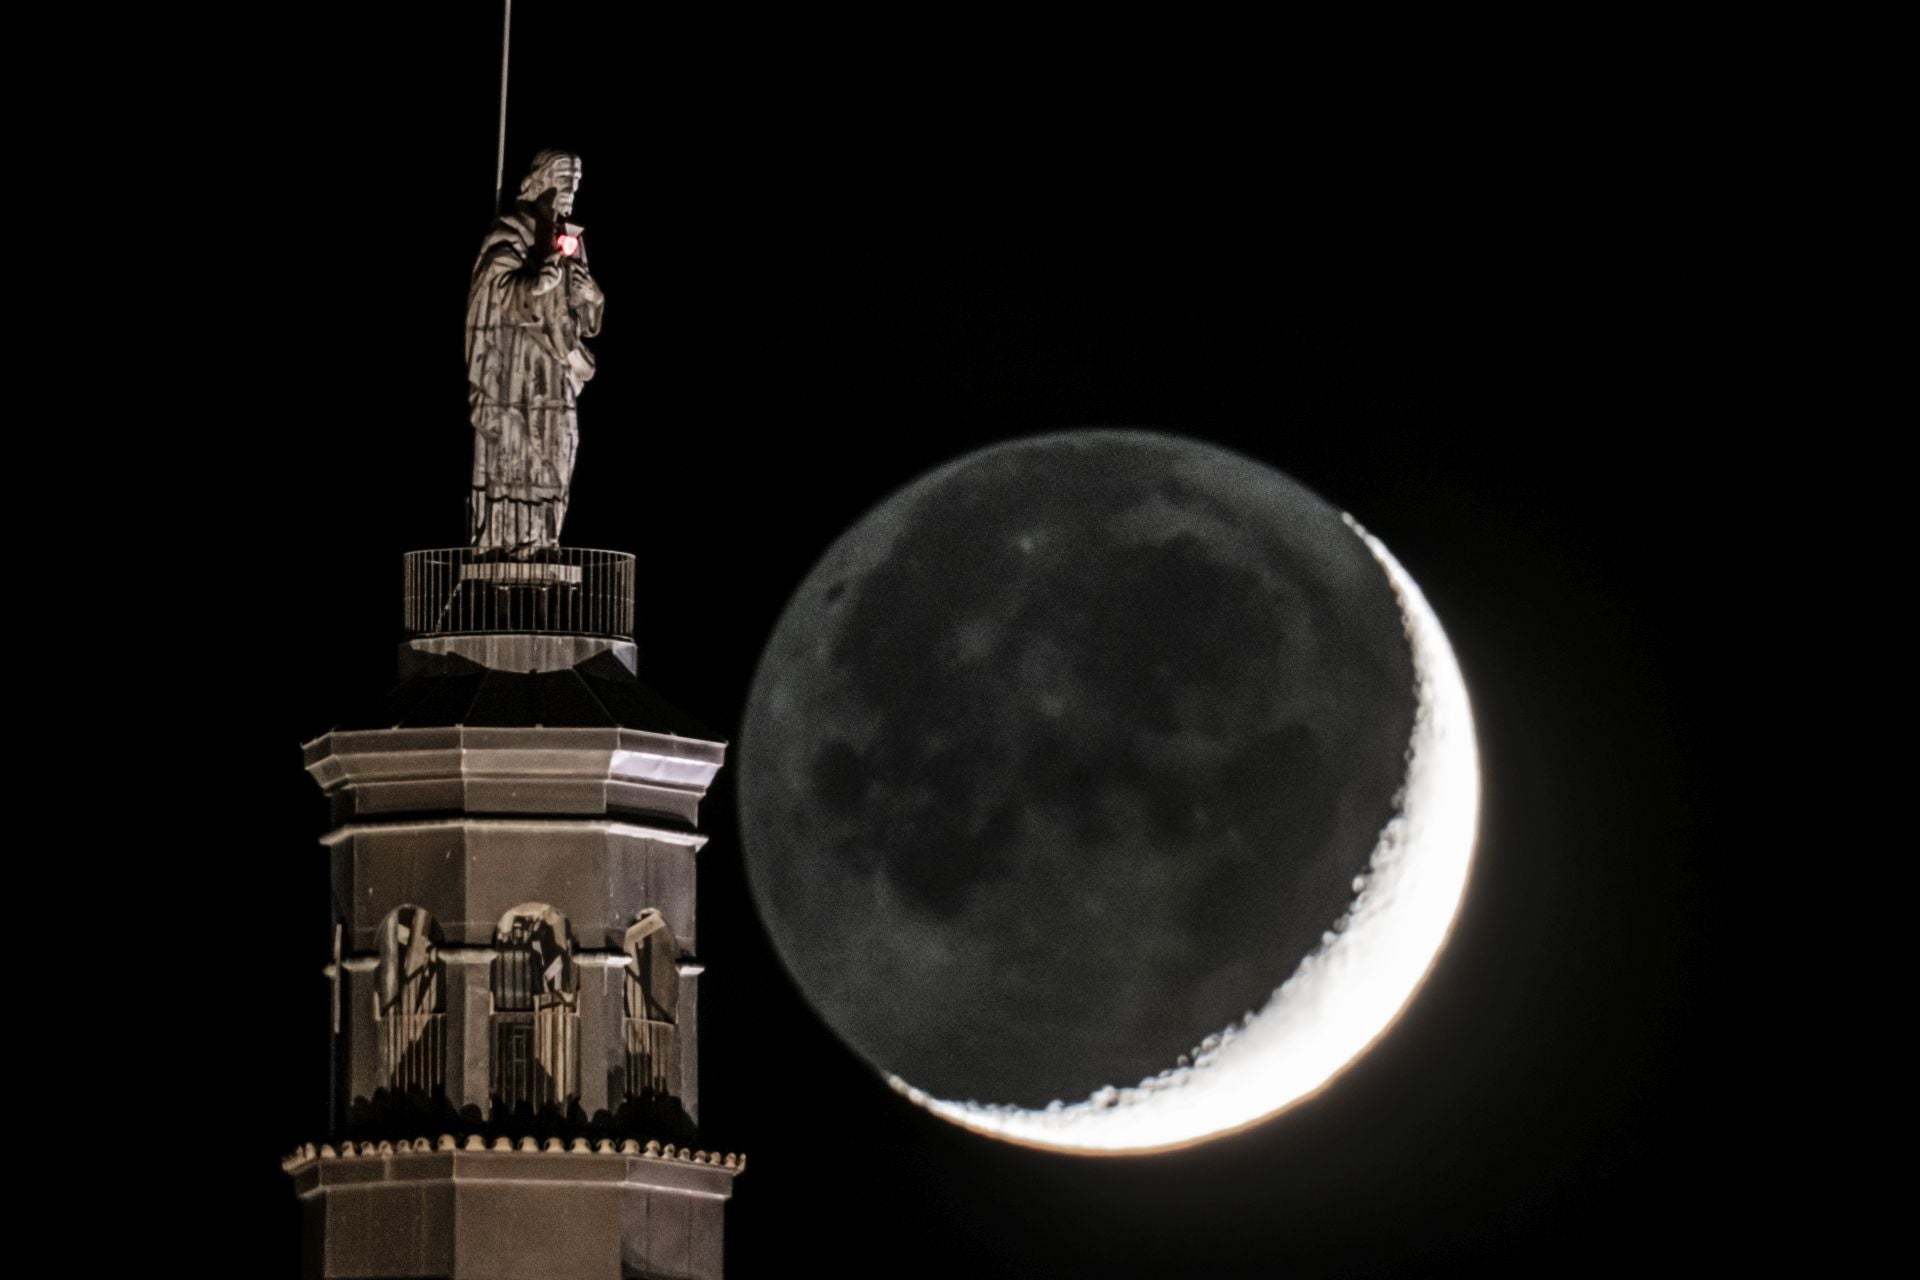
left=893, top=520, right=1478, bottom=1151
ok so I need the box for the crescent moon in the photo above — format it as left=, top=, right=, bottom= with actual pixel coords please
left=888, top=516, right=1480, bottom=1153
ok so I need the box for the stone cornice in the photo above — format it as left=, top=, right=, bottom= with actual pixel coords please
left=283, top=1135, right=745, bottom=1186
left=318, top=816, right=709, bottom=849
left=304, top=725, right=726, bottom=824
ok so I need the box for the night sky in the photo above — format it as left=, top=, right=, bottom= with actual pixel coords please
left=146, top=10, right=1758, bottom=1275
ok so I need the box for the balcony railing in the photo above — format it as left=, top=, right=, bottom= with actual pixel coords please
left=625, top=1016, right=680, bottom=1100
left=377, top=1007, right=446, bottom=1098
left=491, top=1009, right=581, bottom=1112
left=403, top=547, right=635, bottom=640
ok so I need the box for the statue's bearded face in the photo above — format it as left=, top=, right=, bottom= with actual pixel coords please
left=550, top=158, right=582, bottom=218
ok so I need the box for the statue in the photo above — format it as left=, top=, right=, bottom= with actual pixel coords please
left=466, top=149, right=605, bottom=554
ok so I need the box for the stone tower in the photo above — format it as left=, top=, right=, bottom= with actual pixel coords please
left=283, top=549, right=742, bottom=1279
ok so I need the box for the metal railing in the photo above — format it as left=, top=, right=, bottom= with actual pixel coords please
left=491, top=1009, right=581, bottom=1112
left=377, top=1007, right=446, bottom=1097
left=624, top=1017, right=680, bottom=1099
left=490, top=938, right=580, bottom=1111
left=403, top=547, right=635, bottom=639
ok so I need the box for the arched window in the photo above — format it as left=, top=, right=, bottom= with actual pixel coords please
left=490, top=903, right=579, bottom=1114
left=623, top=910, right=679, bottom=1103
left=375, top=906, right=446, bottom=1098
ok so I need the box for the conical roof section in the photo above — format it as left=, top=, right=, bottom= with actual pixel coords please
left=332, top=649, right=717, bottom=740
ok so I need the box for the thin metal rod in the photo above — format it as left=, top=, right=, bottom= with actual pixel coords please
left=493, top=0, right=513, bottom=214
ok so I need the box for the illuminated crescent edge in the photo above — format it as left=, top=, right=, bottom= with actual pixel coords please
left=887, top=515, right=1481, bottom=1153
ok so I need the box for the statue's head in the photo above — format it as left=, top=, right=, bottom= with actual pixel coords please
left=519, top=149, right=583, bottom=217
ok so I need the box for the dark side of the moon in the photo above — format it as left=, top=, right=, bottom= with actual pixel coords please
left=741, top=432, right=1415, bottom=1109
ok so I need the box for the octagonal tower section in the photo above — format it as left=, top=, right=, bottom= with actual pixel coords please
left=287, top=548, right=741, bottom=1280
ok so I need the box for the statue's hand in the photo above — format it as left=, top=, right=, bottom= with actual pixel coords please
left=530, top=255, right=566, bottom=297
left=570, top=264, right=602, bottom=306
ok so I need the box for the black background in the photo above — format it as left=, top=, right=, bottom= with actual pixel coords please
left=136, top=9, right=1759, bottom=1275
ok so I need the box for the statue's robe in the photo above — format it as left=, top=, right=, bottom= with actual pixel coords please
left=465, top=205, right=604, bottom=552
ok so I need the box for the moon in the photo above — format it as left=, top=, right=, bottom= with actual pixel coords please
left=739, top=430, right=1478, bottom=1153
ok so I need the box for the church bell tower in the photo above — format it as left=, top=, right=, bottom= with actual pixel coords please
left=283, top=553, right=742, bottom=1280
left=282, top=148, right=741, bottom=1280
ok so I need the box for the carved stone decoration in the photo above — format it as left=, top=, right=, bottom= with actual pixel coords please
left=465, top=149, right=605, bottom=554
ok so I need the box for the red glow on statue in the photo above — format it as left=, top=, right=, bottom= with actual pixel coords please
left=556, top=233, right=580, bottom=257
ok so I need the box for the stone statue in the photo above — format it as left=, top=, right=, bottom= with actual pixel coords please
left=466, top=150, right=605, bottom=553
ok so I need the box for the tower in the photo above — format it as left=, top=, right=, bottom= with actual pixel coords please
left=282, top=148, right=741, bottom=1278
left=283, top=550, right=742, bottom=1279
